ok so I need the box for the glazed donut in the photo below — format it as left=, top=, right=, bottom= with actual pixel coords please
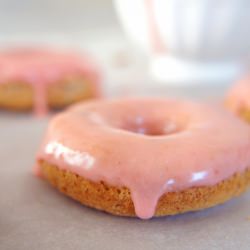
left=226, top=76, right=250, bottom=122
left=0, top=48, right=100, bottom=115
left=35, top=98, right=250, bottom=219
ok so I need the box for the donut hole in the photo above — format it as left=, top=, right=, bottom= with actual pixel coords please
left=121, top=117, right=182, bottom=136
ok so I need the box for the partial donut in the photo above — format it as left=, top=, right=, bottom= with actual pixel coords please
left=0, top=48, right=101, bottom=115
left=226, top=76, right=250, bottom=122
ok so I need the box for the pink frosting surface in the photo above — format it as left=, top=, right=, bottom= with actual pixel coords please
left=36, top=98, right=250, bottom=219
left=227, top=76, right=250, bottom=112
left=0, top=48, right=100, bottom=115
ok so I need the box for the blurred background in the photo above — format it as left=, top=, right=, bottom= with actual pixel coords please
left=0, top=0, right=249, bottom=99
left=0, top=0, right=145, bottom=97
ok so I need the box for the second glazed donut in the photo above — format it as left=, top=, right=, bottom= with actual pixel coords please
left=0, top=48, right=100, bottom=115
left=226, top=76, right=250, bottom=122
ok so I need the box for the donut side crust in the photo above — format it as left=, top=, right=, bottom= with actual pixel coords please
left=39, top=160, right=250, bottom=217
left=239, top=108, right=250, bottom=123
left=0, top=77, right=98, bottom=111
left=225, top=100, right=250, bottom=123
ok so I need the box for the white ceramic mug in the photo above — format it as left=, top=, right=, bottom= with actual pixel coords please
left=114, top=0, right=250, bottom=85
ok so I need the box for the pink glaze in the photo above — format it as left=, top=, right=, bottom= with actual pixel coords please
left=227, top=76, right=250, bottom=112
left=36, top=98, right=250, bottom=219
left=0, top=48, right=100, bottom=116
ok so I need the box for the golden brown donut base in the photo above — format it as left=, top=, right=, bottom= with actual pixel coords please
left=239, top=108, right=250, bottom=123
left=225, top=101, right=250, bottom=123
left=0, top=76, right=97, bottom=111
left=39, top=160, right=250, bottom=218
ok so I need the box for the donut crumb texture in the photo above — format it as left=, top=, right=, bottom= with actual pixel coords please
left=39, top=160, right=250, bottom=217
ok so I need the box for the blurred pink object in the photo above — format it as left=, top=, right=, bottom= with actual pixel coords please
left=226, top=75, right=250, bottom=112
